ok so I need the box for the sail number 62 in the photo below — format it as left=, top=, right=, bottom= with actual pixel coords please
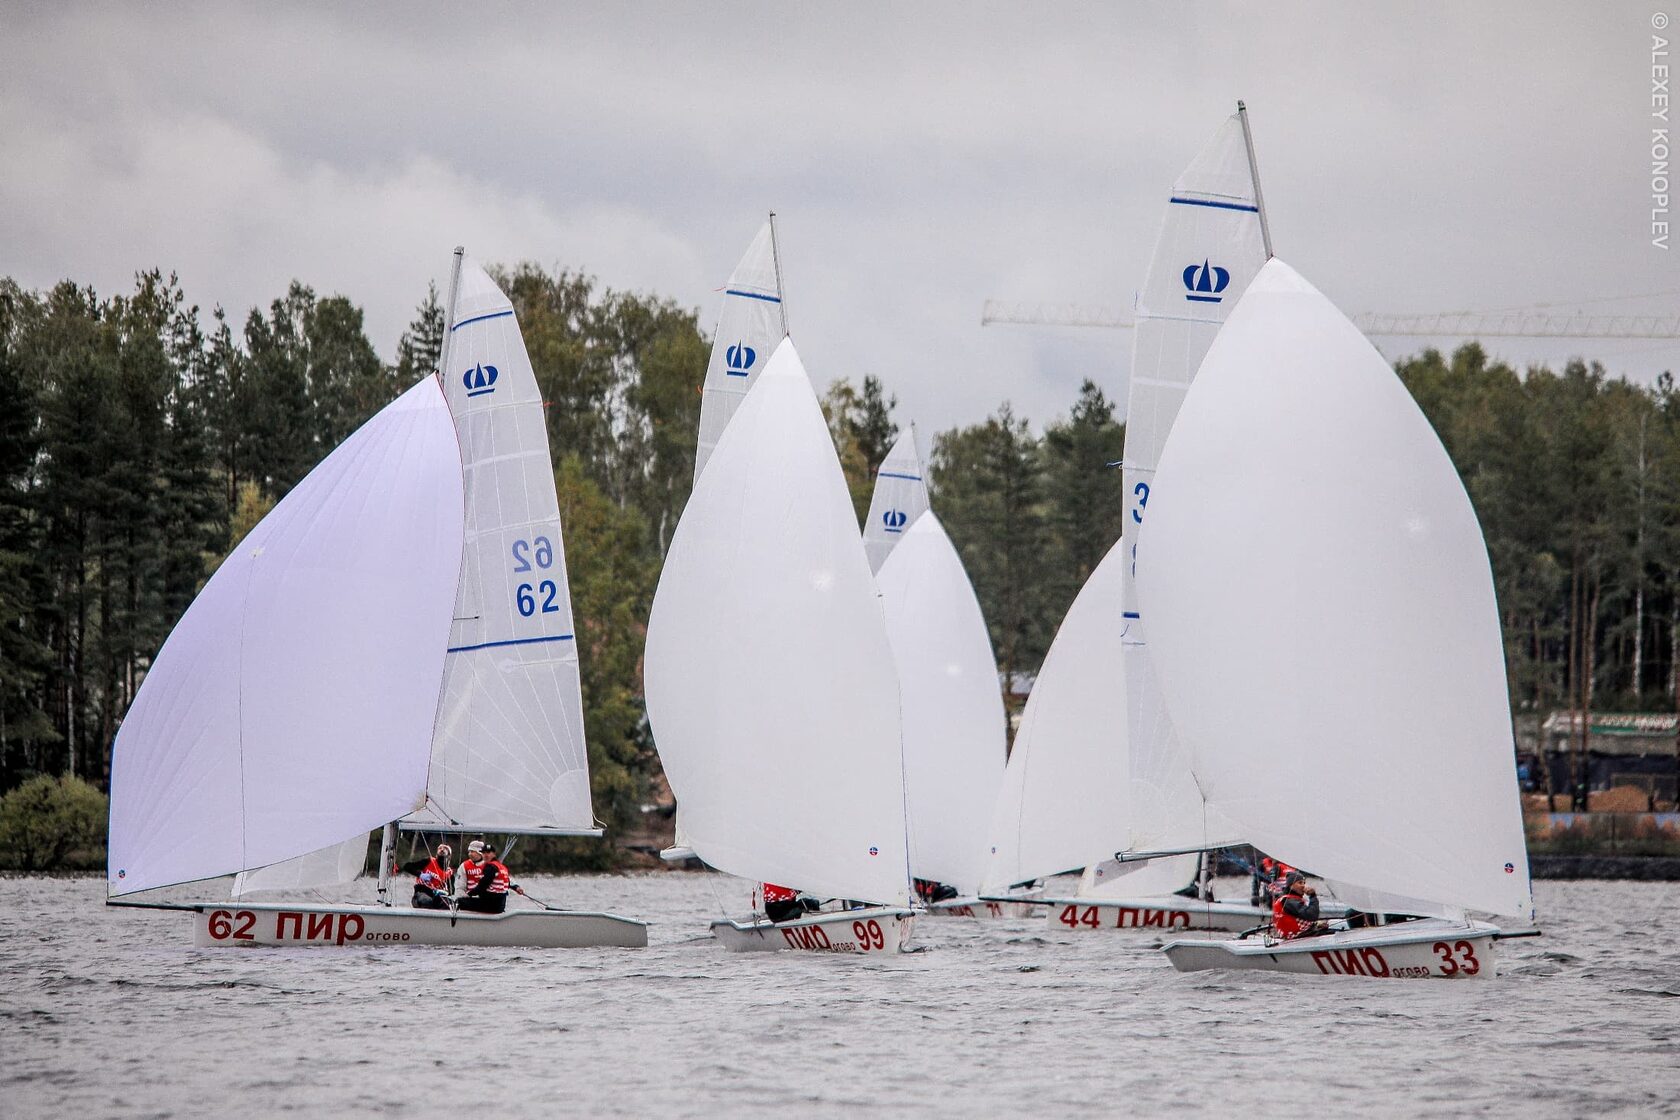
left=512, top=537, right=559, bottom=617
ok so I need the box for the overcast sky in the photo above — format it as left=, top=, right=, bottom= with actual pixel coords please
left=2, top=2, right=1674, bottom=435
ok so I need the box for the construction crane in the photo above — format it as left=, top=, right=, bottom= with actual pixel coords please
left=980, top=300, right=1680, bottom=340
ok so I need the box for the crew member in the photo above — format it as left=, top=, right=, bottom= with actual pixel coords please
left=762, top=883, right=806, bottom=923
left=458, top=844, right=524, bottom=914
left=411, top=842, right=454, bottom=910
left=1272, top=871, right=1327, bottom=940
left=913, top=879, right=959, bottom=905
left=457, top=839, right=487, bottom=898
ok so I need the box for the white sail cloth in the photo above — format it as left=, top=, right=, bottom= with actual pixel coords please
left=877, top=511, right=1006, bottom=895
left=1135, top=259, right=1533, bottom=919
left=981, top=547, right=1130, bottom=892
left=233, top=833, right=369, bottom=897
left=694, top=220, right=784, bottom=483
left=406, top=257, right=595, bottom=834
left=862, top=425, right=931, bottom=574
left=646, top=339, right=911, bottom=907
left=1120, top=110, right=1267, bottom=855
left=107, top=378, right=465, bottom=896
left=981, top=111, right=1261, bottom=890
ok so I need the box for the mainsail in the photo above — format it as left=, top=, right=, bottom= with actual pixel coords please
left=981, top=106, right=1266, bottom=890
left=693, top=217, right=786, bottom=483
left=107, top=378, right=465, bottom=896
left=645, top=339, right=911, bottom=907
left=877, top=511, right=1006, bottom=896
left=1119, top=105, right=1269, bottom=854
left=405, top=253, right=596, bottom=835
left=1135, top=259, right=1533, bottom=919
left=862, top=425, right=931, bottom=574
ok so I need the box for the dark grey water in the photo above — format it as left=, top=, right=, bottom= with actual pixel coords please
left=2, top=875, right=1676, bottom=1118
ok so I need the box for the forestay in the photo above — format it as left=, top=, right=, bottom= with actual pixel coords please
left=1135, top=259, right=1533, bottom=919
left=646, top=339, right=911, bottom=908
left=406, top=256, right=595, bottom=834
left=862, top=425, right=931, bottom=574
left=693, top=219, right=785, bottom=483
left=107, top=378, right=465, bottom=896
left=877, top=511, right=1006, bottom=895
left=1120, top=108, right=1267, bottom=855
left=981, top=547, right=1130, bottom=892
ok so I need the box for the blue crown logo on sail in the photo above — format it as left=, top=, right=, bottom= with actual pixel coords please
left=463, top=363, right=499, bottom=398
left=882, top=509, right=908, bottom=533
left=725, top=343, right=756, bottom=376
left=1182, top=260, right=1231, bottom=303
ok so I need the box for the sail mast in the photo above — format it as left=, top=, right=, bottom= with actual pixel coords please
left=1237, top=101, right=1274, bottom=260
left=768, top=211, right=788, bottom=337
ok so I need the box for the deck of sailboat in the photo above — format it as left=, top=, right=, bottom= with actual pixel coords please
left=709, top=907, right=915, bottom=954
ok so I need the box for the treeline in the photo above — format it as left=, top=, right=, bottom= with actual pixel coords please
left=1, top=264, right=1670, bottom=845
left=0, top=267, right=708, bottom=836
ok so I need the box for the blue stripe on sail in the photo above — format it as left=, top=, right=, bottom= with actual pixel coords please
left=448, top=633, right=575, bottom=654
left=451, top=309, right=514, bottom=332
left=878, top=472, right=922, bottom=481
left=1168, top=196, right=1259, bottom=213
left=1122, top=612, right=1140, bottom=619
left=1185, top=295, right=1223, bottom=303
left=725, top=289, right=782, bottom=303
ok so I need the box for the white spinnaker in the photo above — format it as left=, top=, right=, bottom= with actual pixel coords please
left=694, top=220, right=784, bottom=483
left=233, top=833, right=369, bottom=897
left=863, top=425, right=931, bottom=574
left=107, top=378, right=464, bottom=896
left=646, top=339, right=911, bottom=907
left=877, top=511, right=1006, bottom=895
left=1135, top=259, right=1533, bottom=919
left=980, top=547, right=1129, bottom=893
left=1120, top=109, right=1268, bottom=854
left=407, top=257, right=594, bottom=833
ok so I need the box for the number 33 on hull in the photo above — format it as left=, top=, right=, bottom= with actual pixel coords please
left=1163, top=920, right=1500, bottom=980
left=708, top=908, right=914, bottom=954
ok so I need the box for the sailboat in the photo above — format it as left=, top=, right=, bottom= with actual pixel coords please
left=105, top=250, right=648, bottom=949
left=644, top=338, right=917, bottom=953
left=1140, top=259, right=1535, bottom=979
left=861, top=430, right=1013, bottom=918
left=982, top=103, right=1284, bottom=933
left=661, top=215, right=788, bottom=864
left=877, top=509, right=1010, bottom=918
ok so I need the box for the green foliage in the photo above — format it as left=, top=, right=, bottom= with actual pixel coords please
left=553, top=455, right=655, bottom=839
left=930, top=403, right=1048, bottom=684
left=0, top=773, right=107, bottom=870
left=822, top=375, right=899, bottom=523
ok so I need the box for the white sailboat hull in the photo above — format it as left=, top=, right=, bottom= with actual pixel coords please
left=925, top=897, right=1035, bottom=919
left=191, top=902, right=648, bottom=949
left=1163, top=919, right=1502, bottom=979
left=709, top=907, right=914, bottom=954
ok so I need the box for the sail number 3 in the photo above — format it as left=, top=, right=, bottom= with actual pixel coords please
left=512, top=537, right=560, bottom=618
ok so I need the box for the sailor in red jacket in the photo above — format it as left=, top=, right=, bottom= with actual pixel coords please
left=1272, top=872, right=1325, bottom=939
left=411, top=843, right=454, bottom=910
left=459, top=845, right=525, bottom=914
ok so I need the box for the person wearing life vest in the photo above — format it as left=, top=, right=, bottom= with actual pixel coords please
left=457, top=839, right=486, bottom=899
left=913, top=878, right=959, bottom=905
left=1272, top=871, right=1326, bottom=939
left=762, top=883, right=805, bottom=923
left=411, top=843, right=454, bottom=910
left=458, top=844, right=524, bottom=914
